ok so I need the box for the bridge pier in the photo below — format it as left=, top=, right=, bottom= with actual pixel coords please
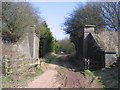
left=83, top=25, right=95, bottom=58
left=82, top=25, right=117, bottom=70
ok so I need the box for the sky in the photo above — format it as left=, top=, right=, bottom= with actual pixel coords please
left=31, top=2, right=81, bottom=40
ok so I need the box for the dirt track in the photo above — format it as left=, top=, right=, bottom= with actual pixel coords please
left=25, top=55, right=99, bottom=88
left=25, top=64, right=61, bottom=88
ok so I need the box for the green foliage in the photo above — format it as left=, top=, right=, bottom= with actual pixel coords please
left=83, top=70, right=107, bottom=88
left=39, top=21, right=55, bottom=57
left=44, top=53, right=57, bottom=63
left=54, top=39, right=60, bottom=53
left=26, top=74, right=36, bottom=79
left=2, top=2, right=40, bottom=43
left=2, top=75, right=13, bottom=81
left=84, top=70, right=95, bottom=78
left=58, top=68, right=65, bottom=74
left=58, top=39, right=76, bottom=54
left=116, top=53, right=120, bottom=58
left=93, top=67, right=118, bottom=88
left=64, top=3, right=104, bottom=34
left=26, top=67, right=43, bottom=79
left=63, top=3, right=105, bottom=56
left=2, top=64, right=44, bottom=88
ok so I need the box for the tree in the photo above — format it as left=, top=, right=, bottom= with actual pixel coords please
left=54, top=39, right=60, bottom=53
left=98, top=2, right=120, bottom=31
left=39, top=21, right=55, bottom=57
left=63, top=2, right=105, bottom=56
left=2, top=2, right=40, bottom=43
left=64, top=3, right=105, bottom=34
left=58, top=39, right=75, bottom=54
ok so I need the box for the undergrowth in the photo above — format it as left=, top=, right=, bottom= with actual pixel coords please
left=58, top=67, right=66, bottom=74
left=44, top=53, right=57, bottom=63
left=83, top=70, right=95, bottom=78
left=93, top=67, right=118, bottom=88
left=2, top=66, right=43, bottom=88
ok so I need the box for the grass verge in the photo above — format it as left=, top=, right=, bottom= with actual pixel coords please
left=83, top=67, right=118, bottom=88
left=44, top=52, right=57, bottom=63
left=68, top=55, right=80, bottom=68
left=57, top=67, right=66, bottom=74
left=83, top=70, right=95, bottom=78
left=83, top=69, right=105, bottom=88
left=93, top=67, right=118, bottom=88
left=2, top=53, right=57, bottom=88
left=2, top=66, right=43, bottom=88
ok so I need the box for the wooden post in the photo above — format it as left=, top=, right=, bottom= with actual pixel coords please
left=3, top=56, right=8, bottom=75
left=3, top=56, right=11, bottom=75
left=87, top=59, right=90, bottom=70
left=84, top=58, right=90, bottom=70
left=84, top=58, right=88, bottom=70
left=36, top=58, right=40, bottom=69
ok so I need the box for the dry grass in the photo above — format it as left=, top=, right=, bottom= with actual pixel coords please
left=96, top=30, right=118, bottom=52
left=2, top=64, right=43, bottom=88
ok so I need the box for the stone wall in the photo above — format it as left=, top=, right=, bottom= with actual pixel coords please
left=1, top=26, right=39, bottom=74
left=34, top=35, right=39, bottom=58
left=83, top=25, right=95, bottom=58
left=0, top=36, right=2, bottom=75
left=83, top=26, right=118, bottom=70
left=87, top=33, right=105, bottom=70
left=2, top=26, right=39, bottom=59
left=104, top=51, right=116, bottom=67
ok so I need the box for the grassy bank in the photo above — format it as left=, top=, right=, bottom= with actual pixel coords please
left=93, top=67, right=118, bottom=88
left=44, top=52, right=57, bottom=63
left=2, top=53, right=57, bottom=88
left=83, top=70, right=105, bottom=88
left=68, top=54, right=118, bottom=88
left=2, top=66, right=43, bottom=88
left=83, top=66, right=118, bottom=88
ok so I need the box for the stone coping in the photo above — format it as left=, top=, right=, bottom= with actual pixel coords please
left=104, top=50, right=116, bottom=54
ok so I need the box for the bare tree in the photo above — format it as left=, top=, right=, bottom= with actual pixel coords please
left=99, top=2, right=119, bottom=31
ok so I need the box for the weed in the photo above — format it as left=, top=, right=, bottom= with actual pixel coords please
left=45, top=58, right=52, bottom=63
left=83, top=70, right=95, bottom=78
left=44, top=53, right=57, bottom=63
left=26, top=74, right=37, bottom=79
left=58, top=68, right=65, bottom=74
left=116, top=53, right=120, bottom=58
left=35, top=68, right=43, bottom=74
left=93, top=67, right=118, bottom=88
left=2, top=65, right=44, bottom=88
left=2, top=75, right=13, bottom=81
left=69, top=58, right=79, bottom=68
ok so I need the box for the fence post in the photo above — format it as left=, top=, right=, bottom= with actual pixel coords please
left=3, top=56, right=11, bottom=75
left=36, top=58, right=40, bottom=69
